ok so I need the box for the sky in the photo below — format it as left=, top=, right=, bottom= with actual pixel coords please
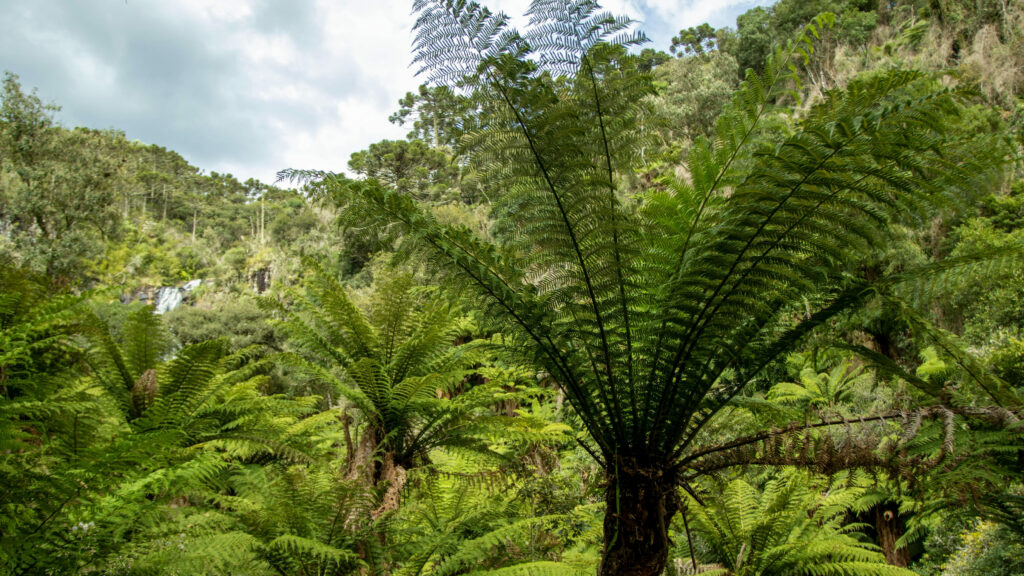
left=0, top=0, right=769, bottom=185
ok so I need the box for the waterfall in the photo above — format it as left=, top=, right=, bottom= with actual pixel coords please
left=152, top=279, right=202, bottom=315
left=153, top=287, right=182, bottom=314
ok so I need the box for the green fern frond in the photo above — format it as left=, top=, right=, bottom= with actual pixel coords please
left=264, top=533, right=364, bottom=565
left=679, top=473, right=915, bottom=576
left=466, top=561, right=592, bottom=576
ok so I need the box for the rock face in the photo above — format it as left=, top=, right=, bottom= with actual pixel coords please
left=252, top=268, right=271, bottom=294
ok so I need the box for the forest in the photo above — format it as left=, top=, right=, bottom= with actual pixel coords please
left=1, top=0, right=1023, bottom=574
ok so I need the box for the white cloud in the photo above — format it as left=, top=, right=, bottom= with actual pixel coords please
left=169, top=0, right=256, bottom=24
left=242, top=34, right=300, bottom=67
left=277, top=95, right=408, bottom=182
left=0, top=0, right=767, bottom=187
left=171, top=0, right=770, bottom=184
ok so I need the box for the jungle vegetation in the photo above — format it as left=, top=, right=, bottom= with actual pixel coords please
left=2, top=0, right=1024, bottom=575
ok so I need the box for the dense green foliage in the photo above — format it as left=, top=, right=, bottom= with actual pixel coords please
left=2, top=0, right=1024, bottom=574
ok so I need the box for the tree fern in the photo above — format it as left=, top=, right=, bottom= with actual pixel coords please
left=266, top=261, right=565, bottom=524
left=391, top=470, right=600, bottom=576
left=109, top=461, right=373, bottom=576
left=83, top=304, right=168, bottom=419
left=307, top=1, right=1019, bottom=571
left=677, top=472, right=915, bottom=576
left=1, top=261, right=354, bottom=574
left=230, top=462, right=380, bottom=576
left=0, top=262, right=111, bottom=574
left=765, top=356, right=869, bottom=415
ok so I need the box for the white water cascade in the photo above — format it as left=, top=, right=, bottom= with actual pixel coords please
left=153, top=287, right=182, bottom=314
left=153, top=279, right=202, bottom=314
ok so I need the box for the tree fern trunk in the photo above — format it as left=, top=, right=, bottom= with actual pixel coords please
left=600, top=460, right=680, bottom=576
left=874, top=505, right=910, bottom=566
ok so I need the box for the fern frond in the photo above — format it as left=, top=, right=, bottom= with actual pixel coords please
left=264, top=533, right=364, bottom=565
left=466, top=561, right=592, bottom=576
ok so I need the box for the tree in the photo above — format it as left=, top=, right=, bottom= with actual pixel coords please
left=389, top=84, right=480, bottom=149
left=348, top=139, right=456, bottom=200
left=649, top=52, right=739, bottom=143
left=721, top=1, right=880, bottom=84
left=670, top=23, right=718, bottom=57
left=312, top=1, right=1014, bottom=572
left=0, top=73, right=126, bottom=283
left=730, top=7, right=773, bottom=75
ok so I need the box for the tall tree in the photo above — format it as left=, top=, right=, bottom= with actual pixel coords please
left=318, top=1, right=1016, bottom=573
left=0, top=73, right=125, bottom=282
left=649, top=51, right=739, bottom=143
left=389, top=84, right=479, bottom=149
left=348, top=139, right=455, bottom=200
left=670, top=23, right=718, bottom=57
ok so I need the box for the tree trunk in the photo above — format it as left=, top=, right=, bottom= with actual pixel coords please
left=373, top=451, right=407, bottom=518
left=875, top=505, right=910, bottom=566
left=599, top=460, right=680, bottom=576
left=259, top=194, right=265, bottom=245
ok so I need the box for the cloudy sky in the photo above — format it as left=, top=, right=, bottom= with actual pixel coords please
left=0, top=0, right=768, bottom=185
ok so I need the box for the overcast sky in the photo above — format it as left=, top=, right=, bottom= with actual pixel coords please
left=0, top=0, right=769, bottom=185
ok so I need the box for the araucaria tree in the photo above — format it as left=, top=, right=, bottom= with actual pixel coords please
left=325, top=0, right=1013, bottom=573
